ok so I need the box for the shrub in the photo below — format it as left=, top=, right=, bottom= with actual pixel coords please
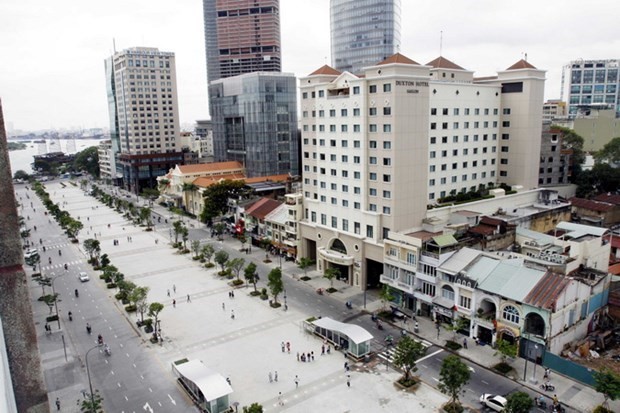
left=250, top=291, right=261, bottom=296
left=442, top=401, right=464, bottom=413
left=192, top=256, right=201, bottom=261
left=205, top=262, right=215, bottom=268
left=270, top=301, right=282, bottom=308
left=106, top=283, right=116, bottom=289
left=125, top=304, right=137, bottom=313
left=300, top=276, right=311, bottom=281
left=263, top=259, right=272, bottom=263
left=260, top=294, right=268, bottom=300
left=232, top=279, right=244, bottom=286
left=115, top=291, right=128, bottom=301
left=397, top=376, right=418, bottom=388
left=46, top=315, right=59, bottom=322
left=445, top=340, right=462, bottom=351
left=261, top=288, right=267, bottom=295
left=326, top=287, right=338, bottom=293
left=493, top=362, right=513, bottom=375
left=593, top=406, right=614, bottom=413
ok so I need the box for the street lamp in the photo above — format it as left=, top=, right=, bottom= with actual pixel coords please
left=84, top=345, right=99, bottom=413
left=283, top=289, right=287, bottom=311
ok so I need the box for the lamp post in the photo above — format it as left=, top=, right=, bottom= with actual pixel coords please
left=530, top=343, right=539, bottom=384
left=283, top=289, right=287, bottom=311
left=47, top=272, right=63, bottom=329
left=84, top=345, right=99, bottom=413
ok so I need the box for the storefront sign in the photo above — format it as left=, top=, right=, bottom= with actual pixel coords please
left=433, top=305, right=453, bottom=317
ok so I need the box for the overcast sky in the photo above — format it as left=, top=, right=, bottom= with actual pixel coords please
left=1, top=0, right=618, bottom=132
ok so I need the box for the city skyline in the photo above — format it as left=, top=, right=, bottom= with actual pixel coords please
left=0, top=0, right=618, bottom=132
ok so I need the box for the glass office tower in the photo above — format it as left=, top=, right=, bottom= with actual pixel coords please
left=330, top=0, right=401, bottom=74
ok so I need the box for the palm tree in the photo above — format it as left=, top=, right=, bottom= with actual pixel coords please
left=182, top=183, right=199, bottom=215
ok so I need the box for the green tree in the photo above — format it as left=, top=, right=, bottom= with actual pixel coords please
left=83, top=238, right=101, bottom=265
left=130, top=286, right=150, bottom=322
left=242, top=403, right=263, bottom=413
left=213, top=222, right=225, bottom=240
left=227, top=257, right=245, bottom=281
left=172, top=220, right=184, bottom=244
left=244, top=262, right=258, bottom=291
left=575, top=163, right=620, bottom=197
left=379, top=284, right=395, bottom=311
left=594, top=368, right=620, bottom=410
left=13, top=170, right=30, bottom=181
left=199, top=180, right=250, bottom=223
left=494, top=338, right=518, bottom=365
left=505, top=391, right=533, bottom=413
left=297, top=257, right=314, bottom=278
left=267, top=267, right=284, bottom=304
left=73, top=146, right=100, bottom=177
left=596, top=136, right=620, bottom=164
left=191, top=240, right=201, bottom=258
left=77, top=389, right=104, bottom=413
left=323, top=267, right=340, bottom=289
left=99, top=254, right=110, bottom=268
left=139, top=206, right=153, bottom=229
left=392, top=335, right=427, bottom=382
left=148, top=302, right=164, bottom=335
left=42, top=292, right=60, bottom=315
left=446, top=317, right=469, bottom=341
left=438, top=355, right=470, bottom=410
left=181, top=226, right=189, bottom=250
left=214, top=250, right=230, bottom=272
left=66, top=219, right=83, bottom=239
left=238, top=233, right=247, bottom=250
left=202, top=244, right=215, bottom=264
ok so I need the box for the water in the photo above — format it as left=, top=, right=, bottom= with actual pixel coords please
left=7, top=138, right=105, bottom=175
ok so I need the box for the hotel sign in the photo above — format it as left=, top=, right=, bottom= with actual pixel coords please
left=396, top=80, right=429, bottom=94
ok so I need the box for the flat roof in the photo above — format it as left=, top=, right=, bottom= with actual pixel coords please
left=312, top=317, right=373, bottom=344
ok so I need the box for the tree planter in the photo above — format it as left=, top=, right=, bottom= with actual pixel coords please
left=260, top=295, right=269, bottom=300
left=394, top=376, right=420, bottom=391
left=441, top=402, right=464, bottom=413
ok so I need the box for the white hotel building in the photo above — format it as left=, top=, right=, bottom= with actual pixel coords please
left=298, top=53, right=546, bottom=290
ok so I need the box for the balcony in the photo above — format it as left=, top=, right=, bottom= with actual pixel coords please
left=415, top=272, right=437, bottom=284
left=380, top=274, right=398, bottom=288
left=414, top=290, right=434, bottom=303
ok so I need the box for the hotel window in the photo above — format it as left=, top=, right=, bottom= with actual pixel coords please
left=503, top=108, right=511, bottom=115
left=342, top=185, right=349, bottom=192
left=353, top=86, right=360, bottom=95
left=354, top=187, right=361, bottom=194
left=383, top=190, right=391, bottom=198
left=502, top=121, right=510, bottom=127
left=440, top=177, right=446, bottom=184
left=319, top=125, right=325, bottom=132
left=319, top=110, right=324, bottom=117
left=342, top=200, right=349, bottom=207
left=383, top=158, right=391, bottom=166
left=369, top=156, right=377, bottom=164
left=429, top=179, right=436, bottom=186
left=341, top=140, right=348, bottom=147
left=442, top=108, right=449, bottom=115
left=474, top=108, right=480, bottom=115
left=366, top=225, right=374, bottom=238
left=453, top=122, right=459, bottom=129
left=342, top=219, right=349, bottom=231
left=354, top=171, right=361, bottom=179
left=341, top=109, right=348, bottom=117
left=302, top=92, right=308, bottom=99
left=341, top=155, right=348, bottom=162
left=354, top=202, right=360, bottom=210
left=354, top=222, right=360, bottom=234
left=464, top=108, right=470, bottom=115
left=431, top=108, right=437, bottom=115
left=383, top=206, right=391, bottom=214
left=331, top=217, right=337, bottom=228
left=383, top=174, right=391, bottom=183
left=369, top=172, right=377, bottom=180
left=319, top=90, right=324, bottom=97
left=442, top=122, right=448, bottom=129
left=354, top=156, right=361, bottom=164
left=431, top=123, right=437, bottom=130
left=330, top=154, right=336, bottom=161
left=383, top=107, right=391, bottom=116
left=383, top=83, right=391, bottom=92
left=341, top=125, right=348, bottom=132
left=330, top=125, right=336, bottom=132
left=383, top=141, right=391, bottom=149
left=453, top=108, right=460, bottom=115
left=320, top=195, right=326, bottom=202
left=342, top=170, right=348, bottom=177
left=459, top=296, right=471, bottom=309
left=330, top=183, right=337, bottom=190
left=430, top=151, right=436, bottom=158
left=369, top=85, right=377, bottom=93
left=430, top=137, right=436, bottom=144
left=369, top=124, right=377, bottom=132
left=369, top=188, right=377, bottom=196
left=331, top=198, right=337, bottom=205
left=383, top=124, right=391, bottom=133
left=321, top=214, right=326, bottom=225
left=369, top=204, right=377, bottom=211
left=354, top=140, right=361, bottom=148
left=353, top=108, right=360, bottom=116
left=369, top=107, right=377, bottom=116
left=329, top=109, right=336, bottom=117
left=311, top=211, right=316, bottom=222
left=369, top=140, right=377, bottom=148
left=353, top=124, right=361, bottom=132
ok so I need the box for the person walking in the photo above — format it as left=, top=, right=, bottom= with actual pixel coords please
left=173, top=284, right=176, bottom=294
left=274, top=371, right=278, bottom=382
left=231, top=310, right=235, bottom=320
left=294, top=375, right=299, bottom=388
left=222, top=302, right=225, bottom=311
left=463, top=338, right=468, bottom=349
left=187, top=294, right=191, bottom=303
left=281, top=342, right=285, bottom=353
left=278, top=392, right=284, bottom=406
left=544, top=367, right=550, bottom=380
left=55, top=397, right=60, bottom=410
left=268, top=371, right=273, bottom=383
left=167, top=289, right=170, bottom=297
left=172, top=299, right=176, bottom=308
left=347, top=374, right=351, bottom=388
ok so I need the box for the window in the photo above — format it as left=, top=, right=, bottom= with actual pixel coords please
left=383, top=141, right=391, bottom=149
left=369, top=85, right=377, bottom=93
left=429, top=179, right=435, bottom=186
left=383, top=206, right=391, bottom=214
left=430, top=123, right=437, bottom=130
left=320, top=214, right=326, bottom=225
left=354, top=187, right=361, bottom=194
left=329, top=109, right=336, bottom=117
left=341, top=125, right=348, bottom=132
left=341, top=140, right=348, bottom=147
left=502, top=121, right=510, bottom=127
left=318, top=90, right=324, bottom=98
left=369, top=172, right=377, bottom=180
left=429, top=165, right=436, bottom=172
left=353, top=124, right=361, bottom=132
left=383, top=107, right=391, bottom=116
left=369, top=204, right=377, bottom=211
left=354, top=156, right=361, bottom=164
left=319, top=110, right=324, bottom=117
left=353, top=108, right=360, bottom=116
left=354, top=202, right=360, bottom=209
left=383, top=174, right=391, bottom=182
left=331, top=216, right=337, bottom=228
left=383, top=190, right=391, bottom=198
left=459, top=296, right=471, bottom=309
left=369, top=107, right=377, bottom=116
left=369, top=156, right=377, bottom=164
left=341, top=155, right=348, bottom=162
left=503, top=108, right=511, bottom=115
left=369, top=124, right=377, bottom=132
left=383, top=124, right=391, bottom=133
left=369, top=140, right=377, bottom=148
left=441, top=285, right=455, bottom=301
left=342, top=184, right=349, bottom=192
left=430, top=137, right=436, bottom=144
left=383, top=83, right=391, bottom=92
left=442, top=108, right=449, bottom=115
left=354, top=222, right=360, bottom=234
left=502, top=305, right=520, bottom=324
left=353, top=86, right=360, bottom=95
left=431, top=108, right=437, bottom=115
left=342, top=219, right=349, bottom=231
left=341, top=109, right=348, bottom=117
left=383, top=158, right=391, bottom=166
left=366, top=225, right=374, bottom=238
left=342, top=200, right=349, bottom=207
left=369, top=188, right=377, bottom=196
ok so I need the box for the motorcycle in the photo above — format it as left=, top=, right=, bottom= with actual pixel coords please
left=86, top=323, right=92, bottom=334
left=48, top=257, right=52, bottom=265
left=97, top=334, right=104, bottom=346
left=316, top=288, right=324, bottom=295
left=540, top=382, right=555, bottom=391
left=377, top=321, right=384, bottom=330
left=385, top=335, right=394, bottom=345
left=75, top=289, right=79, bottom=298
left=345, top=301, right=353, bottom=309
left=104, top=344, right=111, bottom=356
left=64, top=263, right=68, bottom=270
left=68, top=311, right=73, bottom=322
left=58, top=250, right=62, bottom=256
left=535, top=397, right=547, bottom=409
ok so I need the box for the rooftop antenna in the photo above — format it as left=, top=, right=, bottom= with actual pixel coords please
left=113, top=38, right=117, bottom=53
left=525, top=52, right=528, bottom=62
left=439, top=31, right=443, bottom=56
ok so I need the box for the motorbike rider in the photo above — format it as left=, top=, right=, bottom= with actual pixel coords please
left=104, top=343, right=111, bottom=355
left=97, top=334, right=103, bottom=345
left=74, top=289, right=79, bottom=298
left=68, top=311, right=73, bottom=321
left=58, top=250, right=62, bottom=256
left=86, top=323, right=92, bottom=334
left=48, top=257, right=52, bottom=265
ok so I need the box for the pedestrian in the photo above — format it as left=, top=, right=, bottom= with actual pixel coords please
left=231, top=290, right=235, bottom=298
left=268, top=371, right=273, bottom=383
left=344, top=361, right=348, bottom=372
left=281, top=342, right=285, bottom=353
left=294, top=375, right=299, bottom=388
left=552, top=394, right=558, bottom=407
left=172, top=299, right=176, bottom=308
left=231, top=310, right=235, bottom=320
left=278, top=392, right=284, bottom=406
left=311, top=351, right=314, bottom=361
left=327, top=344, right=331, bottom=354
left=167, top=289, right=170, bottom=297
left=296, top=352, right=300, bottom=362
left=463, top=338, right=468, bottom=349
left=347, top=374, right=351, bottom=388
left=173, top=284, right=176, bottom=294
left=321, top=345, right=325, bottom=355
left=187, top=294, right=191, bottom=303
left=55, top=397, right=60, bottom=410
left=286, top=341, right=291, bottom=353
left=222, top=302, right=225, bottom=310
left=544, top=368, right=550, bottom=380
left=274, top=371, right=278, bottom=382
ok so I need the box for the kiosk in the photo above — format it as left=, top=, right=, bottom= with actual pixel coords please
left=172, top=359, right=232, bottom=413
left=310, top=317, right=373, bottom=359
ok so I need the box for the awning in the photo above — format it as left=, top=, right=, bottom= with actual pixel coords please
left=311, top=317, right=373, bottom=344
left=432, top=234, right=458, bottom=247
left=433, top=296, right=455, bottom=309
left=173, top=360, right=232, bottom=402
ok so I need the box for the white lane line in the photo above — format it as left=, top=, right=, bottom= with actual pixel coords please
left=432, top=377, right=439, bottom=382
left=117, top=382, right=121, bottom=388
left=149, top=387, right=153, bottom=392
left=482, top=380, right=489, bottom=385
left=416, top=349, right=443, bottom=363
left=168, top=394, right=176, bottom=405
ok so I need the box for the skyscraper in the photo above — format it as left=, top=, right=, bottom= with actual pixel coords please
left=203, top=0, right=281, bottom=85
left=562, top=59, right=620, bottom=118
left=104, top=47, right=184, bottom=193
left=330, top=0, right=401, bottom=74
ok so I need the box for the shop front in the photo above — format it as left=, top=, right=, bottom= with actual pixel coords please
left=432, top=296, right=455, bottom=324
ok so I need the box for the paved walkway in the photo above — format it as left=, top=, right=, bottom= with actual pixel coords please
left=37, top=181, right=449, bottom=412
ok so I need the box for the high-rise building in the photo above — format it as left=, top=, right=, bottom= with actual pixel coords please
left=203, top=0, right=281, bottom=85
left=330, top=0, right=401, bottom=75
left=209, top=72, right=298, bottom=177
left=104, top=47, right=184, bottom=193
left=562, top=59, right=620, bottom=118
left=298, top=54, right=545, bottom=290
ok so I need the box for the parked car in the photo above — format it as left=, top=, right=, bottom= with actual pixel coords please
left=480, top=394, right=507, bottom=412
left=78, top=272, right=90, bottom=282
left=24, top=248, right=39, bottom=259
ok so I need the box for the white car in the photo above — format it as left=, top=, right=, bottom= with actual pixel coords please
left=78, top=272, right=90, bottom=282
left=480, top=394, right=507, bottom=412
left=24, top=248, right=39, bottom=259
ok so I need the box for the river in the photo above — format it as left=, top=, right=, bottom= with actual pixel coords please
left=7, top=138, right=105, bottom=174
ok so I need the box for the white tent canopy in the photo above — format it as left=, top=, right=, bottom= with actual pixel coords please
left=173, top=360, right=232, bottom=402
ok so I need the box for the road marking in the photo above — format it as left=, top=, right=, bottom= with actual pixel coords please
left=416, top=349, right=443, bottom=363
left=148, top=387, right=152, bottom=392
left=143, top=402, right=154, bottom=412
left=134, top=364, right=137, bottom=368
left=117, top=382, right=121, bottom=388
left=111, top=370, right=115, bottom=375
left=432, top=377, right=439, bottom=382
left=482, top=380, right=489, bottom=385
left=124, top=395, right=128, bottom=401
left=168, top=394, right=176, bottom=405
left=126, top=353, right=130, bottom=358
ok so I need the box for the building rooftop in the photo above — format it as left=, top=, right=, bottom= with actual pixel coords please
left=377, top=53, right=419, bottom=66
left=478, top=258, right=547, bottom=302
left=178, top=161, right=243, bottom=174
left=309, top=65, right=342, bottom=76
left=506, top=59, right=537, bottom=70
left=570, top=197, right=615, bottom=212
left=593, top=193, right=620, bottom=206
left=245, top=198, right=282, bottom=220
left=524, top=272, right=570, bottom=310
left=426, top=56, right=465, bottom=70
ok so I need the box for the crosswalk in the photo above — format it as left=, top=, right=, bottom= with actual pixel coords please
left=41, top=260, right=84, bottom=272
left=376, top=337, right=432, bottom=365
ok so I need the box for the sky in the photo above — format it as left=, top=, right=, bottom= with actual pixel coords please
left=0, top=0, right=618, bottom=133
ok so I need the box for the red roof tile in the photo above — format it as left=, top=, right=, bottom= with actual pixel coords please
left=245, top=198, right=282, bottom=220
left=524, top=272, right=570, bottom=310
left=569, top=197, right=615, bottom=212
left=309, top=65, right=341, bottom=76
left=593, top=193, right=620, bottom=206
left=426, top=56, right=465, bottom=70
left=506, top=59, right=537, bottom=70
left=178, top=161, right=243, bottom=174
left=377, top=53, right=419, bottom=66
